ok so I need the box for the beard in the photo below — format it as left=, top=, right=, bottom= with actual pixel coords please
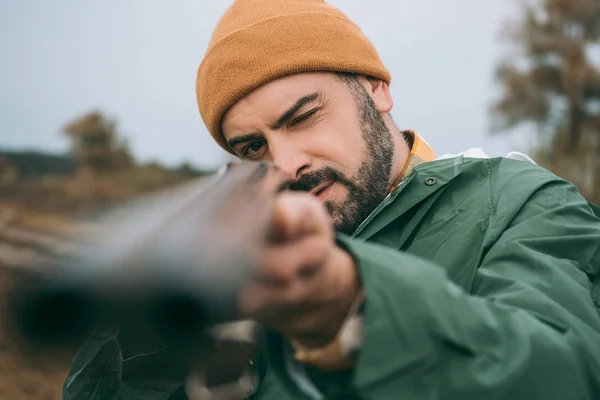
left=289, top=89, right=395, bottom=235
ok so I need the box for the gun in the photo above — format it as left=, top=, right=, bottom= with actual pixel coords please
left=4, top=161, right=290, bottom=399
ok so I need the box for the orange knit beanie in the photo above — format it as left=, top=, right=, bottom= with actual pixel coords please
left=196, top=0, right=391, bottom=153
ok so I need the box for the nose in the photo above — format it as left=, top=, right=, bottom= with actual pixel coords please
left=270, top=143, right=311, bottom=181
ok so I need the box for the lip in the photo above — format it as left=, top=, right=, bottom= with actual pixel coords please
left=311, top=182, right=334, bottom=202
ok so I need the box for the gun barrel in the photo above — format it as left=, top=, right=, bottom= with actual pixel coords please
left=6, top=162, right=288, bottom=349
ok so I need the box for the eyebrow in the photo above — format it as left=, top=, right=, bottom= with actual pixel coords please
left=226, top=91, right=323, bottom=151
left=270, top=91, right=322, bottom=130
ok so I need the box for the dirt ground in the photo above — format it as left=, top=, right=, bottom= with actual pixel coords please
left=0, top=161, right=207, bottom=399
left=0, top=344, right=69, bottom=400
left=0, top=268, right=71, bottom=400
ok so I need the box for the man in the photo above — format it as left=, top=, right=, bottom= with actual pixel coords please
left=64, top=0, right=600, bottom=399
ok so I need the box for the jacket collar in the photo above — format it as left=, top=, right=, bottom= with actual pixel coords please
left=351, top=131, right=525, bottom=240
left=351, top=131, right=469, bottom=241
left=389, top=130, right=437, bottom=194
left=352, top=155, right=466, bottom=241
left=352, top=143, right=539, bottom=242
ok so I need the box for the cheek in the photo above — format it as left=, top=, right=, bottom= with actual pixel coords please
left=301, top=117, right=365, bottom=170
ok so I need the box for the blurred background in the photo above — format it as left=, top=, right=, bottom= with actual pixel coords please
left=0, top=0, right=598, bottom=398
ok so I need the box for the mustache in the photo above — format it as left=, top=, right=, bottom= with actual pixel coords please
left=288, top=167, right=350, bottom=192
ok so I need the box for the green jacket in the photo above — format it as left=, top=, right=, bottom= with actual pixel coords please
left=63, top=156, right=600, bottom=400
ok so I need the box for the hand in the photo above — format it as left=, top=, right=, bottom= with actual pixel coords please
left=238, top=191, right=360, bottom=348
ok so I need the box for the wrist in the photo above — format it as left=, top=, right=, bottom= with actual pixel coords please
left=294, top=246, right=360, bottom=348
left=289, top=246, right=365, bottom=371
left=290, top=289, right=365, bottom=371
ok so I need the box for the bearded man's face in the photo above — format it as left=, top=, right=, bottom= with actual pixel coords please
left=221, top=72, right=395, bottom=234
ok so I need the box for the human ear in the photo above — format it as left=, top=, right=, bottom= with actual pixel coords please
left=360, top=76, right=393, bottom=114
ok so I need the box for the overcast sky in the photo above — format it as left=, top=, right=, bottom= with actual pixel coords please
left=0, top=0, right=529, bottom=169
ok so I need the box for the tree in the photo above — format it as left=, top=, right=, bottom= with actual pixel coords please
left=490, top=0, right=600, bottom=203
left=63, top=111, right=134, bottom=174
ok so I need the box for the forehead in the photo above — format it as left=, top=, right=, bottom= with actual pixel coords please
left=222, top=72, right=344, bottom=132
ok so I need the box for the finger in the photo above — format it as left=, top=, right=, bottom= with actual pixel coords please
left=238, top=272, right=325, bottom=321
left=254, top=234, right=332, bottom=284
left=270, top=192, right=332, bottom=242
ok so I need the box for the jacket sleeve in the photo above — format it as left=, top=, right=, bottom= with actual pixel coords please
left=335, top=177, right=600, bottom=399
left=266, top=171, right=600, bottom=399
left=63, top=330, right=188, bottom=400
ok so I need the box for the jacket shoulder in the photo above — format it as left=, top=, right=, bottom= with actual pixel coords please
left=458, top=156, right=595, bottom=240
left=456, top=156, right=572, bottom=200
left=417, top=156, right=564, bottom=201
left=461, top=156, right=558, bottom=182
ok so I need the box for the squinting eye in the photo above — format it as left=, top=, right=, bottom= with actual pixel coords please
left=291, top=109, right=318, bottom=126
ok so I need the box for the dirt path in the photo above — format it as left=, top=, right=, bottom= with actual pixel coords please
left=0, top=205, right=83, bottom=400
